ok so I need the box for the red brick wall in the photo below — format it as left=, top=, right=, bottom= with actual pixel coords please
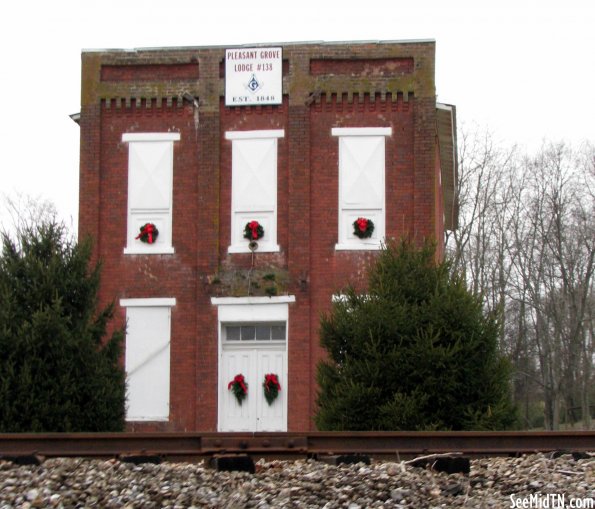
left=78, top=42, right=442, bottom=432
left=218, top=98, right=316, bottom=430
left=307, top=92, right=423, bottom=427
left=101, top=63, right=199, bottom=81
left=310, top=58, right=414, bottom=76
left=286, top=103, right=313, bottom=430
left=79, top=95, right=439, bottom=431
left=91, top=100, right=201, bottom=431
left=219, top=99, right=289, bottom=267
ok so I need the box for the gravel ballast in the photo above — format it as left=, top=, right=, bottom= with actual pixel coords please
left=0, top=452, right=593, bottom=508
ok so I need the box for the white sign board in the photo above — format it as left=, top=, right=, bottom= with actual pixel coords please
left=225, top=47, right=282, bottom=106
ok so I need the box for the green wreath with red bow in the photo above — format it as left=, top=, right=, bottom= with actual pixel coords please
left=228, top=374, right=248, bottom=405
left=136, top=223, right=159, bottom=244
left=244, top=220, right=264, bottom=241
left=263, top=373, right=281, bottom=405
left=353, top=217, right=374, bottom=239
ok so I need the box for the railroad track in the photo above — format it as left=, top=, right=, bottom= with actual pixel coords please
left=0, top=431, right=593, bottom=460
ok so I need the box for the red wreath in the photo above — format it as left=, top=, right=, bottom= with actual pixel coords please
left=135, top=223, right=159, bottom=244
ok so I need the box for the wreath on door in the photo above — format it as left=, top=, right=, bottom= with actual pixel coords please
left=228, top=374, right=248, bottom=405
left=263, top=373, right=281, bottom=405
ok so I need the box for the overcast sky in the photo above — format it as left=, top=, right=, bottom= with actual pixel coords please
left=0, top=0, right=593, bottom=233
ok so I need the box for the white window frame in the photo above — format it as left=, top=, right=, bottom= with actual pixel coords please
left=120, top=297, right=176, bottom=422
left=211, top=296, right=295, bottom=322
left=223, top=323, right=287, bottom=343
left=122, top=132, right=180, bottom=255
left=332, top=127, right=391, bottom=251
left=225, top=130, right=284, bottom=253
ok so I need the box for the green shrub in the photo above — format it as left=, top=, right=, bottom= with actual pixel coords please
left=0, top=222, right=125, bottom=431
left=315, top=239, right=516, bottom=431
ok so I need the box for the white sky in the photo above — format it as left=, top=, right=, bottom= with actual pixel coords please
left=0, top=0, right=593, bottom=233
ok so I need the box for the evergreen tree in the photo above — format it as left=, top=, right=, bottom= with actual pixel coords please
left=0, top=222, right=125, bottom=431
left=315, top=239, right=516, bottom=431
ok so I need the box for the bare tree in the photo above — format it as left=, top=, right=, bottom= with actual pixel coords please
left=450, top=132, right=595, bottom=430
left=446, top=126, right=518, bottom=313
left=1, top=192, right=58, bottom=237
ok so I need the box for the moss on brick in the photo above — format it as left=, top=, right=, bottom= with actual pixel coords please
left=207, top=267, right=289, bottom=297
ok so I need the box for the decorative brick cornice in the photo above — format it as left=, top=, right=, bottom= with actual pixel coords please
left=81, top=41, right=435, bottom=111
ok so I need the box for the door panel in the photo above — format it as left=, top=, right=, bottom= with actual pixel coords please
left=256, top=350, right=286, bottom=431
left=219, top=346, right=286, bottom=431
left=219, top=350, right=255, bottom=432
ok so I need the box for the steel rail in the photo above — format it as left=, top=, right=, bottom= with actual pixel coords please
left=0, top=431, right=593, bottom=459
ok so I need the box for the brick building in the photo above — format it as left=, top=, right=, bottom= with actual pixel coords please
left=76, top=40, right=458, bottom=432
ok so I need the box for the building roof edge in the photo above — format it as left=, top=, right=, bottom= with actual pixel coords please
left=81, top=39, right=436, bottom=54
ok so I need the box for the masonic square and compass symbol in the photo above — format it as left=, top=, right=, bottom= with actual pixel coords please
left=245, top=74, right=263, bottom=93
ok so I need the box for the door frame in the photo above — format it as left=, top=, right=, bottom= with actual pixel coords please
left=212, top=296, right=295, bottom=432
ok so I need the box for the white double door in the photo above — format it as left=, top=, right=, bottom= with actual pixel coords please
left=219, top=344, right=287, bottom=432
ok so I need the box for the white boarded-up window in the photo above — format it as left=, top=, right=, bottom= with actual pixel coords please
left=332, top=127, right=391, bottom=250
left=120, top=298, right=175, bottom=421
left=225, top=130, right=284, bottom=253
left=122, top=133, right=180, bottom=254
